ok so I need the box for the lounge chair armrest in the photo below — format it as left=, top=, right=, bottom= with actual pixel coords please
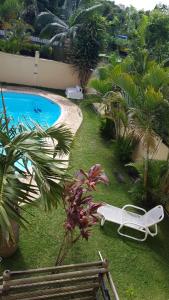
left=119, top=221, right=146, bottom=230
left=122, top=204, right=146, bottom=214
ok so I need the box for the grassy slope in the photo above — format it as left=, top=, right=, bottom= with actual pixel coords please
left=1, top=101, right=169, bottom=300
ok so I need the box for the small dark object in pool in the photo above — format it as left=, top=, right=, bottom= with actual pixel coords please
left=34, top=108, right=42, bottom=113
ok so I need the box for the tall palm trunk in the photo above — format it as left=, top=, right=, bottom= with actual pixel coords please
left=143, top=142, right=150, bottom=201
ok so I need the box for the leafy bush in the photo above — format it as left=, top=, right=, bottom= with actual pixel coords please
left=126, top=165, right=139, bottom=181
left=0, top=39, right=54, bottom=59
left=0, top=39, right=19, bottom=53
left=0, top=39, right=6, bottom=51
left=129, top=160, right=169, bottom=207
left=89, top=78, right=112, bottom=95
left=20, top=43, right=40, bottom=56
left=100, top=117, right=116, bottom=140
left=153, top=101, right=169, bottom=146
left=0, top=39, right=41, bottom=56
left=114, top=135, right=138, bottom=164
left=40, top=45, right=53, bottom=59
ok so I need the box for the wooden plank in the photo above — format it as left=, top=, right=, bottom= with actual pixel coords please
left=10, top=261, right=104, bottom=277
left=8, top=282, right=99, bottom=299
left=69, top=298, right=94, bottom=300
left=8, top=268, right=106, bottom=286
left=8, top=288, right=94, bottom=300
left=9, top=275, right=99, bottom=291
left=106, top=272, right=120, bottom=300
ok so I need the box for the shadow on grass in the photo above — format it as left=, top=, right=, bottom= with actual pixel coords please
left=99, top=221, right=160, bottom=251
left=146, top=216, right=169, bottom=262
left=1, top=248, right=28, bottom=272
left=99, top=216, right=169, bottom=265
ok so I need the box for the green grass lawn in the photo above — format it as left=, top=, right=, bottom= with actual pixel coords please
left=1, top=100, right=169, bottom=300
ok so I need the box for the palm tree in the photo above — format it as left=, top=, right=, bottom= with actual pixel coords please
left=89, top=55, right=129, bottom=139
left=111, top=61, right=168, bottom=197
left=90, top=55, right=169, bottom=200
left=0, top=92, right=72, bottom=245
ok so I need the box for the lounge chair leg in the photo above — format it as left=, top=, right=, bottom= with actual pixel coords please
left=147, top=224, right=158, bottom=237
left=100, top=217, right=105, bottom=227
left=117, top=225, right=148, bottom=242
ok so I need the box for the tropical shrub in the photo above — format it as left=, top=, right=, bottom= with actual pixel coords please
left=129, top=160, right=169, bottom=208
left=152, top=101, right=169, bottom=146
left=100, top=117, right=116, bottom=140
left=111, top=57, right=169, bottom=197
left=0, top=39, right=19, bottom=54
left=40, top=45, right=53, bottom=59
left=114, top=135, right=138, bottom=164
left=0, top=39, right=41, bottom=57
left=0, top=0, right=23, bottom=27
left=71, top=14, right=108, bottom=87
left=55, top=164, right=108, bottom=265
left=5, top=19, right=33, bottom=54
left=20, top=42, right=41, bottom=57
left=145, top=9, right=169, bottom=62
left=0, top=39, right=7, bottom=51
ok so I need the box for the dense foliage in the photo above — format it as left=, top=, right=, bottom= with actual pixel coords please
left=71, top=14, right=108, bottom=86
left=89, top=44, right=169, bottom=207
left=1, top=1, right=169, bottom=80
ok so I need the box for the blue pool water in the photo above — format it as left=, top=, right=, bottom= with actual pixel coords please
left=1, top=92, right=61, bottom=127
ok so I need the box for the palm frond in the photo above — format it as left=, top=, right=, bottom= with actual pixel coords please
left=40, top=22, right=67, bottom=38
left=36, top=11, right=67, bottom=31
left=0, top=104, right=73, bottom=242
left=112, top=69, right=140, bottom=106
left=71, top=3, right=102, bottom=25
left=89, top=79, right=112, bottom=96
left=143, top=65, right=169, bottom=90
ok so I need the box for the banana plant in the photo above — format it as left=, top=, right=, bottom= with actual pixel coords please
left=35, top=2, right=102, bottom=45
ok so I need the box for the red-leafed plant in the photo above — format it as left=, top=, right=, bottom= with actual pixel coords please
left=55, top=164, right=109, bottom=265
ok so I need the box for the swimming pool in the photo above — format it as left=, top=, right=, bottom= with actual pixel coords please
left=1, top=92, right=61, bottom=127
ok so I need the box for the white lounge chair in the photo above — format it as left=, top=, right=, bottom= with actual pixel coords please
left=97, top=204, right=164, bottom=241
left=65, top=86, right=83, bottom=100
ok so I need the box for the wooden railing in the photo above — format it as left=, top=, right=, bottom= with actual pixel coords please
left=0, top=260, right=117, bottom=300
